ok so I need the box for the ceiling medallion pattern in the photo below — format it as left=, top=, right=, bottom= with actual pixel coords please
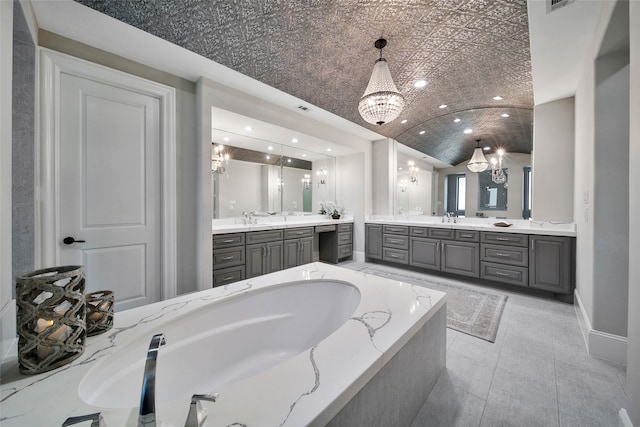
left=76, top=0, right=533, bottom=166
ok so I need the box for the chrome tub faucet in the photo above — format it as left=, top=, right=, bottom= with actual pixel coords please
left=138, top=333, right=166, bottom=427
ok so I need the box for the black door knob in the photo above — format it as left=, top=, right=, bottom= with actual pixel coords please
left=63, top=237, right=86, bottom=245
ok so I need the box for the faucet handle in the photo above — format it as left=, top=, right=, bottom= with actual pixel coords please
left=62, top=413, right=106, bottom=427
left=184, top=393, right=219, bottom=427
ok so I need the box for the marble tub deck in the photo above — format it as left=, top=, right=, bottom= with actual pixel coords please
left=1, top=262, right=446, bottom=426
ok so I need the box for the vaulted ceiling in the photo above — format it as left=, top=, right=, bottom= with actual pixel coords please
left=74, top=0, right=533, bottom=166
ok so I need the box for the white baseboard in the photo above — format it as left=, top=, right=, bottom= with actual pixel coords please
left=574, top=290, right=627, bottom=366
left=620, top=408, right=634, bottom=427
left=353, top=250, right=365, bottom=263
left=0, top=299, right=17, bottom=362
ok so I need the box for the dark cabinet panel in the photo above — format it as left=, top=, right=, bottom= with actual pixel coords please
left=213, top=233, right=245, bottom=249
left=365, top=224, right=383, bottom=260
left=213, top=265, right=245, bottom=287
left=441, top=241, right=479, bottom=278
left=429, top=228, right=454, bottom=240
left=529, top=236, right=572, bottom=294
left=383, top=247, right=409, bottom=264
left=383, top=233, right=409, bottom=250
left=284, top=237, right=313, bottom=269
left=481, top=261, right=528, bottom=287
left=409, top=237, right=440, bottom=270
left=481, top=232, right=528, bottom=247
left=480, top=243, right=528, bottom=267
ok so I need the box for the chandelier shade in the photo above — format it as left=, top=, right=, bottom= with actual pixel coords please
left=467, top=140, right=489, bottom=172
left=358, top=39, right=405, bottom=126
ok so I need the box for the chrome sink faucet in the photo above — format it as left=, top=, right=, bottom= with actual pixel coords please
left=138, top=333, right=166, bottom=427
left=184, top=393, right=219, bottom=427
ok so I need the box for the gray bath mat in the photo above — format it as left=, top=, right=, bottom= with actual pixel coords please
left=344, top=263, right=508, bottom=343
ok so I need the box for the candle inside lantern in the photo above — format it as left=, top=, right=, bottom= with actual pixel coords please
left=88, top=300, right=103, bottom=321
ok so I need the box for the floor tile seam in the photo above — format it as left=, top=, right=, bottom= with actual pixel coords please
left=552, top=338, right=562, bottom=427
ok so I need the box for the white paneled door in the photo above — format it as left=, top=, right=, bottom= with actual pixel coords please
left=40, top=49, right=177, bottom=312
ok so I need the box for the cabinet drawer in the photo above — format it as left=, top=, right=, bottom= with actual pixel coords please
left=213, top=246, right=245, bottom=270
left=481, top=244, right=528, bottom=267
left=481, top=232, right=528, bottom=247
left=481, top=261, right=528, bottom=287
left=284, top=227, right=314, bottom=240
left=213, top=265, right=245, bottom=287
left=429, top=228, right=455, bottom=240
left=456, top=230, right=479, bottom=242
left=383, top=247, right=409, bottom=264
left=315, top=224, right=336, bottom=233
left=246, top=229, right=284, bottom=244
left=337, top=223, right=353, bottom=233
left=337, top=232, right=353, bottom=245
left=383, top=224, right=409, bottom=235
left=337, top=244, right=353, bottom=259
left=409, top=226, right=428, bottom=237
left=213, top=233, right=245, bottom=249
left=383, top=233, right=409, bottom=250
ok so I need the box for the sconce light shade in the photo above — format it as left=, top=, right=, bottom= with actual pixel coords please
left=467, top=139, right=489, bottom=172
left=358, top=39, right=405, bottom=126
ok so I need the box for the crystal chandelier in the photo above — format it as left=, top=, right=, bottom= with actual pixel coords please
left=316, top=168, right=327, bottom=187
left=408, top=160, right=419, bottom=184
left=211, top=143, right=229, bottom=174
left=491, top=148, right=507, bottom=184
left=399, top=179, right=408, bottom=192
left=467, top=139, right=489, bottom=173
left=358, top=39, right=405, bottom=126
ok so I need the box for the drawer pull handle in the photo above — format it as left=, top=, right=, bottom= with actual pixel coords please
left=295, top=231, right=304, bottom=235
left=495, top=237, right=512, bottom=241
left=494, top=252, right=510, bottom=257
left=223, top=276, right=234, bottom=280
left=222, top=239, right=235, bottom=243
left=221, top=256, right=234, bottom=260
left=495, top=271, right=511, bottom=277
left=461, top=234, right=473, bottom=238
left=390, top=255, right=399, bottom=258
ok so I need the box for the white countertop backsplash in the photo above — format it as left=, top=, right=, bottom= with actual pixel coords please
left=0, top=262, right=446, bottom=427
left=365, top=215, right=576, bottom=237
left=212, top=214, right=354, bottom=234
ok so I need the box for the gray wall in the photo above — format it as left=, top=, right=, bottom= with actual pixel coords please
left=532, top=97, right=575, bottom=221
left=11, top=0, right=35, bottom=290
left=627, top=1, right=640, bottom=424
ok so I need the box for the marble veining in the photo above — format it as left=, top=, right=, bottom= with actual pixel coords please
left=0, top=263, right=446, bottom=426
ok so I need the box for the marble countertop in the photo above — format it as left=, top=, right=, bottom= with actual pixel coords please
left=0, top=263, right=446, bottom=427
left=212, top=214, right=354, bottom=235
left=366, top=215, right=577, bottom=237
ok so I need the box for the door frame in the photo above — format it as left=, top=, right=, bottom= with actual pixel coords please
left=36, top=48, right=177, bottom=301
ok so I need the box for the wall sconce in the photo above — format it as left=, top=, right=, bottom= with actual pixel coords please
left=301, top=173, right=312, bottom=189
left=491, top=148, right=507, bottom=184
left=408, top=161, right=419, bottom=185
left=399, top=179, right=408, bottom=192
left=212, top=143, right=230, bottom=174
left=317, top=168, right=328, bottom=187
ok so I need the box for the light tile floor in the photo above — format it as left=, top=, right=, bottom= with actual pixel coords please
left=340, top=261, right=628, bottom=427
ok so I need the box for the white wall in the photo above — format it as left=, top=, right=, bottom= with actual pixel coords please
left=436, top=153, right=531, bottom=219
left=337, top=153, right=366, bottom=258
left=372, top=138, right=395, bottom=215
left=532, top=97, right=575, bottom=221
left=627, top=2, right=640, bottom=424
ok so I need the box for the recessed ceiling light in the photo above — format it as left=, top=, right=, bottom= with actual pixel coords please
left=291, top=138, right=298, bottom=143
left=501, top=113, right=510, bottom=118
left=493, top=96, right=503, bottom=101
left=464, top=128, right=473, bottom=134
left=287, top=159, right=291, bottom=163
left=419, top=130, right=426, bottom=135
left=414, top=80, right=427, bottom=88
left=401, top=119, right=408, bottom=124
left=483, top=146, right=491, bottom=151
left=302, top=154, right=307, bottom=157
left=266, top=155, right=271, bottom=160
left=223, top=137, right=230, bottom=142
left=326, top=148, right=332, bottom=152
left=399, top=167, right=403, bottom=170
left=453, top=118, right=461, bottom=123
left=439, top=104, right=447, bottom=109
left=244, top=126, right=253, bottom=131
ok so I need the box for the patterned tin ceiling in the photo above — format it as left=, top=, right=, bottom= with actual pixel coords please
left=75, top=0, right=533, bottom=166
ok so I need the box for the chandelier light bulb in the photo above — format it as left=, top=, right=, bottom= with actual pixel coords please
left=467, top=139, right=489, bottom=173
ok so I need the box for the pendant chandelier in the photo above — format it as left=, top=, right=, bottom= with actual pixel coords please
left=491, top=148, right=507, bottom=184
left=211, top=143, right=229, bottom=174
left=467, top=139, right=489, bottom=173
left=358, top=38, right=405, bottom=126
left=408, top=160, right=419, bottom=184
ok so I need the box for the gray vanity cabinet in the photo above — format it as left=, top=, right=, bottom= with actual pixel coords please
left=365, top=224, right=383, bottom=260
left=246, top=230, right=284, bottom=278
left=409, top=236, right=440, bottom=270
left=440, top=240, right=479, bottom=278
left=529, top=235, right=572, bottom=293
left=212, top=233, right=246, bottom=287
left=382, top=225, right=409, bottom=264
left=283, top=227, right=314, bottom=269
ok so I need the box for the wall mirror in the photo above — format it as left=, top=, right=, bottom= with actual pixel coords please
left=211, top=129, right=335, bottom=219
left=478, top=169, right=508, bottom=211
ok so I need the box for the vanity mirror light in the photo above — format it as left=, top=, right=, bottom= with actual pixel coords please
left=211, top=129, right=335, bottom=219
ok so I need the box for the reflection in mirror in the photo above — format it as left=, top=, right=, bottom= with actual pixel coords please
left=211, top=130, right=335, bottom=219
left=395, top=151, right=435, bottom=215
left=478, top=169, right=508, bottom=211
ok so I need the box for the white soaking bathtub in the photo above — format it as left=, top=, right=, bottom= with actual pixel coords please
left=78, top=280, right=361, bottom=408
left=0, top=263, right=447, bottom=427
